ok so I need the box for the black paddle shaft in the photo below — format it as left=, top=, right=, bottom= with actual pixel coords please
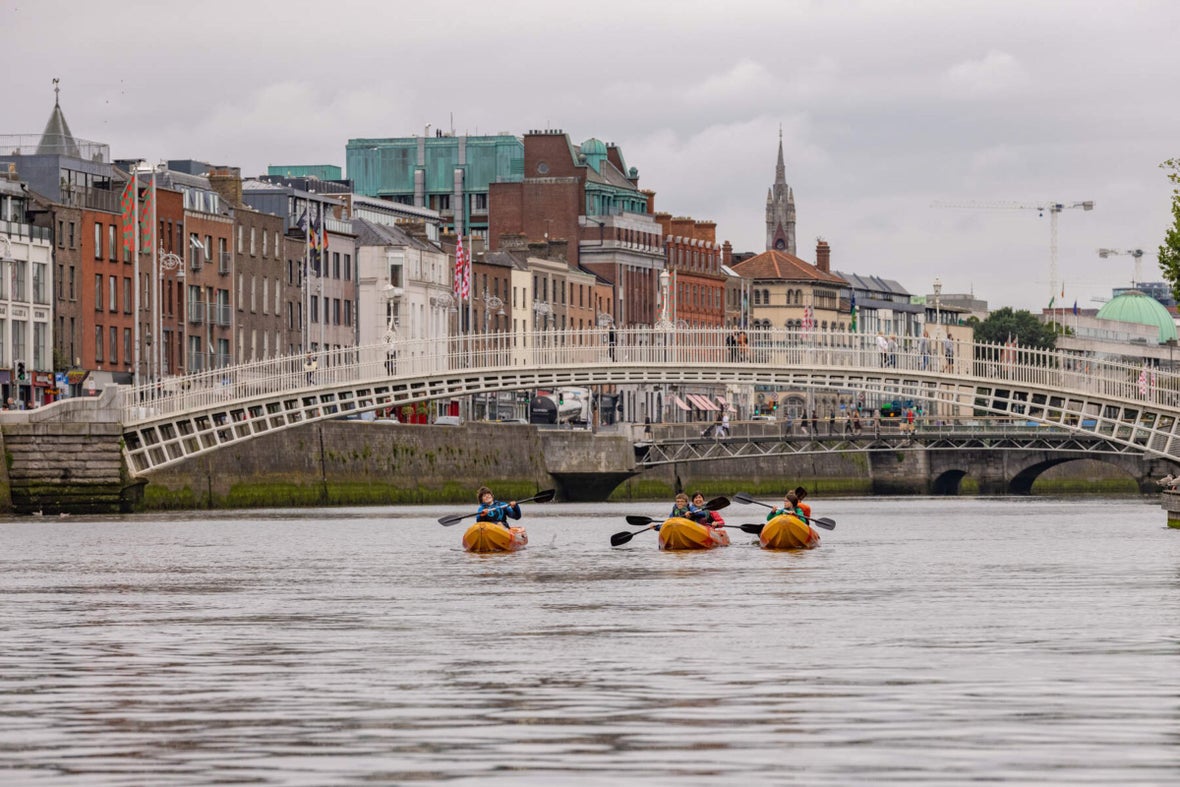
left=437, top=489, right=556, bottom=526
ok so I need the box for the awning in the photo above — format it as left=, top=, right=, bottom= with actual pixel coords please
left=715, top=396, right=736, bottom=412
left=689, top=394, right=719, bottom=411
left=673, top=395, right=692, bottom=411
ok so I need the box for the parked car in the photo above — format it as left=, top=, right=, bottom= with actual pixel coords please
left=751, top=414, right=777, bottom=422
left=434, top=415, right=462, bottom=426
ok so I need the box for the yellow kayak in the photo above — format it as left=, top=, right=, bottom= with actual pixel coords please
left=462, top=522, right=528, bottom=553
left=658, top=517, right=731, bottom=551
left=761, top=514, right=821, bottom=550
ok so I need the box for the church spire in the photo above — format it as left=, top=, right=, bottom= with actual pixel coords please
left=775, top=125, right=785, bottom=183
left=765, top=129, right=796, bottom=254
left=36, top=77, right=80, bottom=158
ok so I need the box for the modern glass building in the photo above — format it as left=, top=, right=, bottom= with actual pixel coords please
left=345, top=133, right=523, bottom=241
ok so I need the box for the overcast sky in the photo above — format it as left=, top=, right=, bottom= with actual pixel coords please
left=6, top=0, right=1179, bottom=312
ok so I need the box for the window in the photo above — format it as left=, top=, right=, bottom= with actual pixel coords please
left=32, top=263, right=46, bottom=305
left=93, top=224, right=102, bottom=259
left=333, top=252, right=340, bottom=279
left=108, top=225, right=116, bottom=261
left=109, top=276, right=118, bottom=313
left=249, top=227, right=256, bottom=256
left=344, top=299, right=352, bottom=327
left=95, top=326, right=103, bottom=362
left=237, top=225, right=243, bottom=254
left=343, top=253, right=351, bottom=281
left=124, top=278, right=132, bottom=314
left=124, top=328, right=132, bottom=366
left=333, top=298, right=341, bottom=326
left=95, top=275, right=103, bottom=311
left=68, top=221, right=75, bottom=248
left=109, top=326, right=118, bottom=364
left=56, top=264, right=63, bottom=301
left=261, top=228, right=267, bottom=257
left=57, top=220, right=64, bottom=248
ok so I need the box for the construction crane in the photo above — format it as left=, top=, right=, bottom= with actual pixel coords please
left=932, top=199, right=1095, bottom=303
left=1097, top=247, right=1146, bottom=287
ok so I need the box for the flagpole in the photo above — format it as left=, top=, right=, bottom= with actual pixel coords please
left=318, top=204, right=324, bottom=358
left=151, top=167, right=160, bottom=384
left=303, top=197, right=310, bottom=356
left=132, top=165, right=141, bottom=388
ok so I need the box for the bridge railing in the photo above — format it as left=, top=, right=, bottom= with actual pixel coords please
left=119, top=327, right=1180, bottom=423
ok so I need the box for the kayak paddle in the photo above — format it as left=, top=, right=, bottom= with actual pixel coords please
left=732, top=492, right=836, bottom=530
left=437, top=488, right=556, bottom=527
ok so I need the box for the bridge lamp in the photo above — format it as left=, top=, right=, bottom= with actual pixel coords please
left=932, top=275, right=942, bottom=338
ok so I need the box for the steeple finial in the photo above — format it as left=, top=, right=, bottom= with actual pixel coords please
left=53, top=77, right=60, bottom=106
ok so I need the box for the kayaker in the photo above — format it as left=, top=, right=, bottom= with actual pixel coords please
left=671, top=492, right=712, bottom=526
left=692, top=491, right=725, bottom=527
left=768, top=491, right=807, bottom=522
left=793, top=486, right=812, bottom=520
left=475, top=486, right=521, bottom=529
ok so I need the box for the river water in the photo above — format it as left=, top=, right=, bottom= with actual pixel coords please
left=1, top=497, right=1177, bottom=785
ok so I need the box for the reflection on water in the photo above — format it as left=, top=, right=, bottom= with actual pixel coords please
left=1, top=498, right=1177, bottom=784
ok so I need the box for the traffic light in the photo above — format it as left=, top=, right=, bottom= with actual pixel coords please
left=771, top=399, right=778, bottom=411
left=558, top=392, right=564, bottom=405
left=16, top=361, right=25, bottom=382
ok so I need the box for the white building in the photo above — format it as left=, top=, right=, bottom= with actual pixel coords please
left=0, top=172, right=54, bottom=407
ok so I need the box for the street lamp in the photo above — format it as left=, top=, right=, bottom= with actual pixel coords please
left=156, top=243, right=184, bottom=380
left=380, top=283, right=403, bottom=346
left=479, top=288, right=505, bottom=333
left=932, top=275, right=942, bottom=339
left=654, top=268, right=673, bottom=330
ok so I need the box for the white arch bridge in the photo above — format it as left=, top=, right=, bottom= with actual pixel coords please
left=120, top=327, right=1180, bottom=475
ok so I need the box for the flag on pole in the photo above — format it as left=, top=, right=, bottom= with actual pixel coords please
left=1048, top=295, right=1055, bottom=309
left=1072, top=300, right=1078, bottom=316
left=120, top=178, right=137, bottom=253
left=849, top=291, right=858, bottom=332
left=309, top=205, right=322, bottom=275
left=138, top=181, right=155, bottom=249
left=453, top=234, right=470, bottom=300
left=802, top=305, right=814, bottom=332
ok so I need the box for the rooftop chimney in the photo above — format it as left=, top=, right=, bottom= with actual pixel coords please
left=816, top=240, right=831, bottom=273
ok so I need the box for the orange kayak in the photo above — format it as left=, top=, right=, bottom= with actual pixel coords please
left=760, top=514, right=821, bottom=550
left=658, top=517, right=731, bottom=551
left=462, top=522, right=528, bottom=553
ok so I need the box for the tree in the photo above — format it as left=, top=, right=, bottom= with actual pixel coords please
left=966, top=307, right=1057, bottom=350
left=1159, top=158, right=1180, bottom=301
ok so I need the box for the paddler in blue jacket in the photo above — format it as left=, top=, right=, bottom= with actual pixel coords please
left=692, top=491, right=725, bottom=527
left=475, top=485, right=521, bottom=529
left=670, top=492, right=713, bottom=526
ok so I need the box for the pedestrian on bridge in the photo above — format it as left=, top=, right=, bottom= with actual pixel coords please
left=943, top=332, right=955, bottom=370
left=919, top=330, right=931, bottom=370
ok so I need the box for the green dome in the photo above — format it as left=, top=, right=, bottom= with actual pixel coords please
left=1095, top=290, right=1178, bottom=343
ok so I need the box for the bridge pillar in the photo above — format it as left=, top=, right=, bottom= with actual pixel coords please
left=867, top=445, right=930, bottom=495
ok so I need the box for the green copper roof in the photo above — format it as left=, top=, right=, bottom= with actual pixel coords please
left=1095, top=290, right=1178, bottom=343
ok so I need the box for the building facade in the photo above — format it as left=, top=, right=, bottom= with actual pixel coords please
left=346, top=132, right=524, bottom=242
